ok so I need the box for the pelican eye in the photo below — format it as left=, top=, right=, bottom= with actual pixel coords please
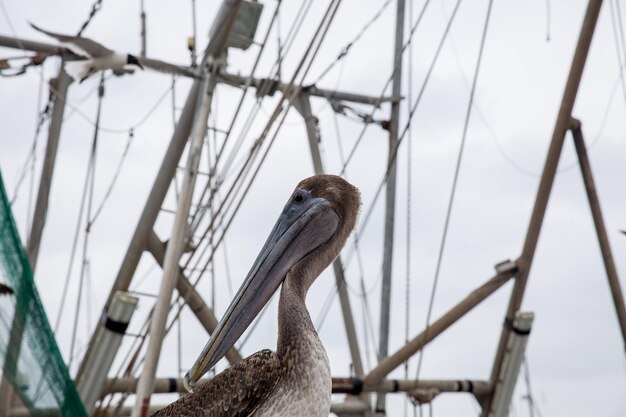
left=293, top=191, right=305, bottom=204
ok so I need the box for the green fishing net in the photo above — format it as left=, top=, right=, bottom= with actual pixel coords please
left=0, top=170, right=87, bottom=417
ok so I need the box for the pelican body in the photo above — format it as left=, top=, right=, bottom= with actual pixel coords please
left=152, top=175, right=360, bottom=416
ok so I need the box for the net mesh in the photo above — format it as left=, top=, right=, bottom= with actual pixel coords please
left=0, top=170, right=87, bottom=417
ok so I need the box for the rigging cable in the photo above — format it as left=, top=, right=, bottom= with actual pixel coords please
left=90, top=128, right=136, bottom=224
left=522, top=356, right=544, bottom=417
left=415, top=0, right=494, bottom=382
left=313, top=0, right=394, bottom=84
left=180, top=0, right=343, bottom=285
left=316, top=0, right=464, bottom=334
left=151, top=0, right=346, bottom=363
left=609, top=0, right=626, bottom=106
left=343, top=0, right=463, bottom=270
left=188, top=0, right=345, bottom=292
left=339, top=0, right=434, bottom=174
left=68, top=74, right=105, bottom=370
left=76, top=0, right=105, bottom=36
left=441, top=0, right=620, bottom=178
left=187, top=0, right=344, bottom=312
left=10, top=63, right=49, bottom=209
left=188, top=0, right=283, bottom=232
left=59, top=81, right=172, bottom=135
left=333, top=110, right=379, bottom=362
left=185, top=0, right=322, bottom=265
left=405, top=0, right=415, bottom=414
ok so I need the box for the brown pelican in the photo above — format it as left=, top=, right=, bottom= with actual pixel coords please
left=152, top=174, right=360, bottom=416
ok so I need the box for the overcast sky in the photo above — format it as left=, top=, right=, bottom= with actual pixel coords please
left=2, top=0, right=626, bottom=416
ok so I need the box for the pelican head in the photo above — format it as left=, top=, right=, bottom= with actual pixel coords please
left=184, top=174, right=360, bottom=390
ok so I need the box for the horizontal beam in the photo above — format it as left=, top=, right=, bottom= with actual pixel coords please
left=100, top=376, right=491, bottom=397
left=332, top=377, right=492, bottom=396
left=0, top=33, right=396, bottom=106
left=364, top=270, right=516, bottom=386
left=218, top=72, right=397, bottom=105
left=0, top=34, right=196, bottom=78
left=0, top=34, right=80, bottom=58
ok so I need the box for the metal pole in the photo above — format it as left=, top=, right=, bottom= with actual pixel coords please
left=27, top=66, right=73, bottom=270
left=376, top=0, right=405, bottom=413
left=490, top=312, right=534, bottom=417
left=294, top=93, right=324, bottom=174
left=132, top=73, right=217, bottom=417
left=571, top=121, right=626, bottom=348
left=130, top=0, right=244, bottom=410
left=75, top=69, right=201, bottom=383
left=364, top=270, right=515, bottom=386
left=102, top=376, right=491, bottom=396
left=77, top=0, right=243, bottom=379
left=484, top=1, right=604, bottom=414
left=145, top=230, right=242, bottom=364
left=294, top=92, right=364, bottom=377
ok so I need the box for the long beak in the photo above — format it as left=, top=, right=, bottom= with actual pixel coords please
left=184, top=195, right=339, bottom=390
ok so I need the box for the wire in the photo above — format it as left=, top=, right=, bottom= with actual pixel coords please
left=415, top=0, right=494, bottom=382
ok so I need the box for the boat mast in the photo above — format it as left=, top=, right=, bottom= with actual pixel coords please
left=377, top=0, right=405, bottom=414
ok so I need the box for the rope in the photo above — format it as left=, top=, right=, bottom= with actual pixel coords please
left=415, top=0, right=494, bottom=382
